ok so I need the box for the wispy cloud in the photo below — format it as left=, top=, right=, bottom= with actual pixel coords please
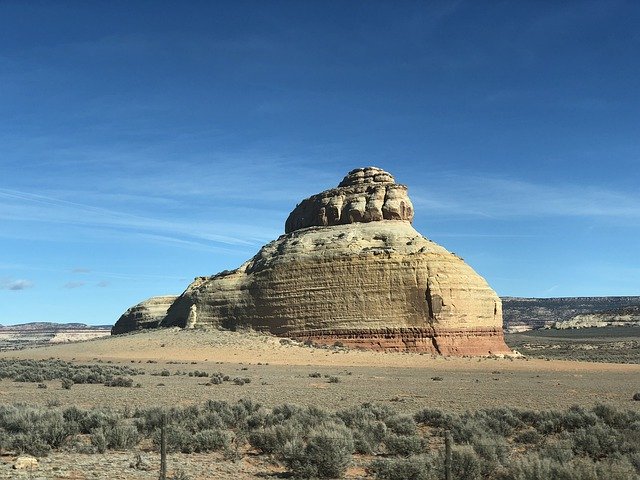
left=411, top=174, right=640, bottom=221
left=0, top=187, right=279, bottom=249
left=0, top=278, right=34, bottom=291
left=72, top=267, right=91, bottom=273
left=63, top=281, right=85, bottom=289
left=96, top=280, right=109, bottom=288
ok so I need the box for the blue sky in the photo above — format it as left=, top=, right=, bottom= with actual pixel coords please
left=1, top=1, right=639, bottom=325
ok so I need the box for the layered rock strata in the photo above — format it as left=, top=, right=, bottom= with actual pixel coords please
left=111, top=295, right=178, bottom=335
left=285, top=167, right=413, bottom=233
left=146, top=167, right=510, bottom=355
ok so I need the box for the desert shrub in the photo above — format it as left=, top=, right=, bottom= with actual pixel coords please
left=385, top=414, right=417, bottom=436
left=249, top=423, right=301, bottom=454
left=634, top=392, right=640, bottom=401
left=514, top=428, right=543, bottom=444
left=280, top=423, right=354, bottom=479
left=351, top=418, right=387, bottom=454
left=193, top=428, right=231, bottom=452
left=414, top=408, right=454, bottom=429
left=309, top=372, right=322, bottom=378
left=570, top=424, right=621, bottom=459
left=104, top=422, right=139, bottom=450
left=39, top=412, right=70, bottom=448
left=134, top=407, right=168, bottom=434
left=505, top=454, right=595, bottom=480
left=0, top=359, right=143, bottom=385
left=90, top=428, right=107, bottom=453
left=384, top=433, right=424, bottom=456
left=327, top=376, right=340, bottom=383
left=170, top=469, right=191, bottom=480
left=61, top=378, right=74, bottom=389
left=480, top=408, right=523, bottom=437
left=593, top=403, right=640, bottom=429
left=154, top=424, right=195, bottom=453
left=10, top=432, right=52, bottom=456
left=104, top=376, right=133, bottom=387
left=445, top=445, right=483, bottom=480
left=368, top=455, right=435, bottom=480
left=595, top=457, right=640, bottom=480
left=160, top=370, right=171, bottom=376
left=536, top=438, right=575, bottom=464
left=471, top=433, right=509, bottom=463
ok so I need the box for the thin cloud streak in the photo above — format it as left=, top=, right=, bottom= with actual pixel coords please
left=412, top=174, right=640, bottom=220
left=0, top=188, right=278, bottom=247
left=0, top=278, right=34, bottom=291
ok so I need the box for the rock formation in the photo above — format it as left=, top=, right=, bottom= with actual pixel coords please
left=113, top=167, right=509, bottom=355
left=111, top=295, right=178, bottom=335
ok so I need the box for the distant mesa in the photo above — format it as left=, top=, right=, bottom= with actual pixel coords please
left=112, top=167, right=511, bottom=356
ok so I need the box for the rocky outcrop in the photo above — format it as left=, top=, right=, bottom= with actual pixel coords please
left=111, top=296, right=178, bottom=335
left=151, top=167, right=510, bottom=355
left=285, top=167, right=413, bottom=233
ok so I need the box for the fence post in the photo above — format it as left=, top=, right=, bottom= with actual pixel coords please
left=159, top=411, right=167, bottom=480
left=444, top=430, right=452, bottom=480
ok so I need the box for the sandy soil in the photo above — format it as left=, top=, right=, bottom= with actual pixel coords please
left=1, top=328, right=638, bottom=414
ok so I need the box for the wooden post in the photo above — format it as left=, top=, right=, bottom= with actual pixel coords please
left=159, top=411, right=167, bottom=480
left=444, top=430, right=452, bottom=480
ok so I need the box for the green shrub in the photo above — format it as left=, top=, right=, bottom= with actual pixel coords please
left=11, top=432, right=52, bottom=457
left=384, top=433, right=424, bottom=456
left=385, top=414, right=417, bottom=436
left=91, top=428, right=107, bottom=453
left=193, top=429, right=231, bottom=452
left=351, top=418, right=387, bottom=454
left=249, top=423, right=300, bottom=454
left=368, top=455, right=435, bottom=480
left=514, top=428, right=543, bottom=444
left=61, top=378, right=74, bottom=390
left=104, top=376, right=133, bottom=387
left=448, top=445, right=483, bottom=480
left=280, top=423, right=354, bottom=479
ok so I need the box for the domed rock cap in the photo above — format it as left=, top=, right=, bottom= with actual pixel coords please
left=285, top=167, right=414, bottom=233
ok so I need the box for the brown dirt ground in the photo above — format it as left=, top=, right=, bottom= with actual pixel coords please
left=1, top=328, right=638, bottom=414
left=1, top=328, right=639, bottom=479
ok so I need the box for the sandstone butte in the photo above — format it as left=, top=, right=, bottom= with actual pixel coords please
left=113, top=167, right=511, bottom=356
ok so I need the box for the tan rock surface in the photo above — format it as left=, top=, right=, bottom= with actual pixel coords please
left=285, top=167, right=413, bottom=233
left=154, top=167, right=509, bottom=355
left=112, top=295, right=178, bottom=335
left=162, top=221, right=507, bottom=355
left=113, top=167, right=509, bottom=355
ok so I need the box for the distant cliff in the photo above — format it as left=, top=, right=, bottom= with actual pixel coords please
left=0, top=323, right=111, bottom=351
left=501, top=296, right=640, bottom=330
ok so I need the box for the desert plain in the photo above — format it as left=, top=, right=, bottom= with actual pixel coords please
left=0, top=327, right=638, bottom=479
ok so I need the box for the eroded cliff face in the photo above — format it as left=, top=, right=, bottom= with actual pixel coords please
left=111, top=295, right=178, bottom=335
left=161, top=222, right=507, bottom=355
left=156, top=167, right=510, bottom=355
left=285, top=167, right=413, bottom=233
